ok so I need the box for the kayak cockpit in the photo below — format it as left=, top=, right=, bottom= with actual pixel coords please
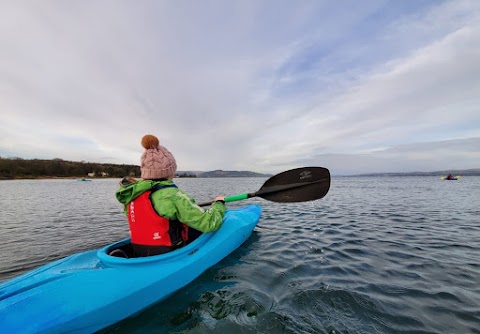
left=97, top=206, right=262, bottom=267
left=97, top=233, right=213, bottom=267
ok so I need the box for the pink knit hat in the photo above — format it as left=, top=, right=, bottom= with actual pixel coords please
left=140, top=135, right=177, bottom=180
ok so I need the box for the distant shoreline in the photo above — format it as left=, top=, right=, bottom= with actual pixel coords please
left=1, top=157, right=478, bottom=179
left=2, top=174, right=480, bottom=181
left=351, top=170, right=480, bottom=177
left=0, top=176, right=117, bottom=180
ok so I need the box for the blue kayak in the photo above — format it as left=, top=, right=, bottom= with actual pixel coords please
left=0, top=205, right=261, bottom=333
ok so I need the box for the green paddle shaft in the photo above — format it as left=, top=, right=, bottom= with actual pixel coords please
left=225, top=193, right=250, bottom=203
left=198, top=193, right=251, bottom=207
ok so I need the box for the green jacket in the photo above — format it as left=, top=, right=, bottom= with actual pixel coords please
left=115, top=179, right=226, bottom=233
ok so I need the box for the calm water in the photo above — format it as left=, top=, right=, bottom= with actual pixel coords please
left=0, top=176, right=479, bottom=333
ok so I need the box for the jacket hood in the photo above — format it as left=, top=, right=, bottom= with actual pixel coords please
left=115, top=179, right=174, bottom=205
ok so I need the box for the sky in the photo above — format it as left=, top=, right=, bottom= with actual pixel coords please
left=0, top=0, right=479, bottom=175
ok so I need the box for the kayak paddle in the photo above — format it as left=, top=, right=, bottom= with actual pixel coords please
left=198, top=166, right=330, bottom=207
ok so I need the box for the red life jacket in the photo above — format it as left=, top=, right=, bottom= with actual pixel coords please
left=127, top=185, right=188, bottom=247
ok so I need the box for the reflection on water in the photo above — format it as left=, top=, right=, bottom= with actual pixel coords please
left=1, top=176, right=479, bottom=333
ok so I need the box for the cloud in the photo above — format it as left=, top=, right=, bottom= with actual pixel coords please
left=248, top=0, right=480, bottom=173
left=0, top=0, right=479, bottom=174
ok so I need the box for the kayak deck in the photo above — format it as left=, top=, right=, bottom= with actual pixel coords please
left=0, top=205, right=261, bottom=333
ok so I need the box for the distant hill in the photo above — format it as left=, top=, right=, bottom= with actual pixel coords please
left=197, top=170, right=271, bottom=178
left=355, top=168, right=480, bottom=177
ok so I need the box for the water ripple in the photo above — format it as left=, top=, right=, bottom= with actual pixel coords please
left=2, top=177, right=480, bottom=333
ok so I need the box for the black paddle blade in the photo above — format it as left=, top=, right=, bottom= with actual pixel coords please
left=256, top=167, right=330, bottom=203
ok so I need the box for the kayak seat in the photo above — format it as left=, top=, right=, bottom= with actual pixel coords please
left=108, top=243, right=134, bottom=258
left=108, top=249, right=129, bottom=258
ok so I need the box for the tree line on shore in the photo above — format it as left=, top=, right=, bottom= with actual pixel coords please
left=0, top=157, right=141, bottom=179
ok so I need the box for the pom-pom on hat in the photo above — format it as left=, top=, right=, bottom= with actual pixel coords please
left=140, top=134, right=177, bottom=180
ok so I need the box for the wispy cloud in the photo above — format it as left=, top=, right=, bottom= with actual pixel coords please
left=0, top=0, right=478, bottom=174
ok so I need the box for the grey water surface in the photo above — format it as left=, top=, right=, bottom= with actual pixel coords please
left=0, top=176, right=479, bottom=333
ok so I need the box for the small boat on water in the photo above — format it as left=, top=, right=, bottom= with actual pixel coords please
left=0, top=205, right=262, bottom=333
left=441, top=175, right=460, bottom=180
left=77, top=178, right=92, bottom=182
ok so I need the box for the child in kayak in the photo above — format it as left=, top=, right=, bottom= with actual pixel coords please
left=116, top=134, right=225, bottom=257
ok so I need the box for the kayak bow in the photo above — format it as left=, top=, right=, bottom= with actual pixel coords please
left=0, top=205, right=261, bottom=333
